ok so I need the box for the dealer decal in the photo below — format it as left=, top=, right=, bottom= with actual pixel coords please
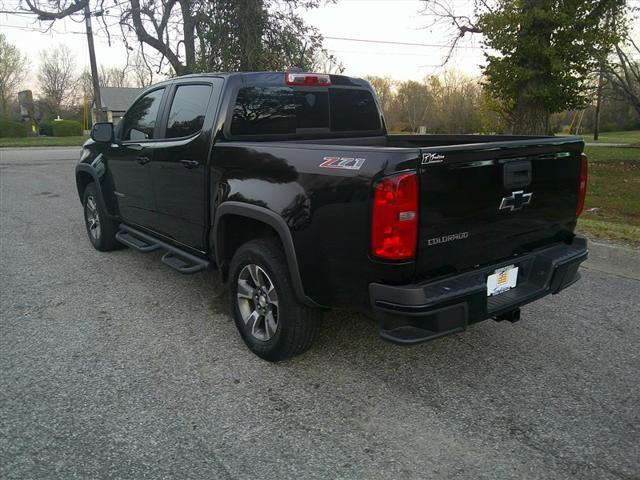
left=422, top=152, right=445, bottom=165
left=319, top=156, right=366, bottom=170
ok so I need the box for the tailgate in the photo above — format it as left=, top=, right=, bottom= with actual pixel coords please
left=416, top=138, right=584, bottom=278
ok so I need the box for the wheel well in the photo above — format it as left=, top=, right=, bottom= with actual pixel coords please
left=217, top=214, right=279, bottom=278
left=76, top=172, right=94, bottom=201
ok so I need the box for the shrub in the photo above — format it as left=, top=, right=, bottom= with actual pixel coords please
left=0, top=120, right=28, bottom=138
left=52, top=120, right=83, bottom=137
left=39, top=120, right=55, bottom=136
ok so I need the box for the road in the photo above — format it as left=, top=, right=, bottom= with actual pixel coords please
left=584, top=142, right=632, bottom=147
left=1, top=148, right=639, bottom=480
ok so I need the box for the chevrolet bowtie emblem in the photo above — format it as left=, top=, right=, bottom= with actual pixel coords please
left=499, top=190, right=533, bottom=211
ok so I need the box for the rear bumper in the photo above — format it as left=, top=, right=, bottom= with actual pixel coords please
left=369, top=236, right=588, bottom=344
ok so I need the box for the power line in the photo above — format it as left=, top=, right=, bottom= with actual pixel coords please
left=0, top=15, right=125, bottom=38
left=0, top=22, right=101, bottom=36
left=327, top=48, right=480, bottom=58
left=0, top=10, right=35, bottom=15
left=1, top=16, right=483, bottom=49
left=1, top=6, right=483, bottom=49
left=2, top=7, right=488, bottom=53
left=323, top=35, right=483, bottom=49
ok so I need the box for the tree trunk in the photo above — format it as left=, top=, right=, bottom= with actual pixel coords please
left=593, top=68, right=604, bottom=140
left=1, top=92, right=7, bottom=119
left=511, top=88, right=549, bottom=135
left=238, top=0, right=264, bottom=71
left=509, top=0, right=551, bottom=135
left=179, top=0, right=195, bottom=74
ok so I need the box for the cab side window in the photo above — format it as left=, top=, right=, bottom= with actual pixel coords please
left=165, top=84, right=213, bottom=138
left=120, top=88, right=164, bottom=141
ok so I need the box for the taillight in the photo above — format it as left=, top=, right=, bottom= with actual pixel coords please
left=371, top=172, right=418, bottom=260
left=576, top=153, right=588, bottom=217
left=285, top=73, right=331, bottom=86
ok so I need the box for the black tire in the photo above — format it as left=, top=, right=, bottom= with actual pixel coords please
left=229, top=238, right=321, bottom=361
left=82, top=183, right=119, bottom=251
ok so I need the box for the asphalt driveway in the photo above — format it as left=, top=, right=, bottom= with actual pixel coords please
left=1, top=148, right=639, bottom=479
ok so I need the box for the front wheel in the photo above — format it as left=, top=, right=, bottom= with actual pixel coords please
left=83, top=183, right=119, bottom=251
left=229, top=238, right=321, bottom=361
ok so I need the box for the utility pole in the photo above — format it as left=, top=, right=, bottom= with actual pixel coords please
left=84, top=3, right=105, bottom=123
left=593, top=66, right=604, bottom=141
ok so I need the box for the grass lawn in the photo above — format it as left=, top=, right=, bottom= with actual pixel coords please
left=581, top=130, right=640, bottom=145
left=584, top=145, right=640, bottom=162
left=0, top=136, right=88, bottom=148
left=578, top=145, right=640, bottom=247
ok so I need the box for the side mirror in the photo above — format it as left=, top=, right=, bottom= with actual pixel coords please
left=90, top=122, right=114, bottom=143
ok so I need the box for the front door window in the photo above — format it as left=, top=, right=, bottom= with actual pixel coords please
left=120, top=89, right=164, bottom=141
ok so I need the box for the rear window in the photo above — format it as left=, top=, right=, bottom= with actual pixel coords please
left=231, top=87, right=295, bottom=135
left=329, top=88, right=381, bottom=132
left=230, top=86, right=380, bottom=136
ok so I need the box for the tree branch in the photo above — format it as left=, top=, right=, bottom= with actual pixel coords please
left=421, top=0, right=483, bottom=65
left=128, top=0, right=186, bottom=75
left=23, top=0, right=88, bottom=20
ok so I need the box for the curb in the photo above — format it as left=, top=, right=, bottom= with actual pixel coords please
left=583, top=142, right=631, bottom=147
left=0, top=146, right=83, bottom=151
left=584, top=240, right=640, bottom=280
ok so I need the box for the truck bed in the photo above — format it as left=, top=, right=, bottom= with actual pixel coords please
left=288, top=133, right=565, bottom=149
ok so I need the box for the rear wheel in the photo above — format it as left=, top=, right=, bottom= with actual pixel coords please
left=83, top=183, right=119, bottom=251
left=229, top=238, right=321, bottom=361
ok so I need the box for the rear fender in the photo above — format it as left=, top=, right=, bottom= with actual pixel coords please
left=213, top=201, right=319, bottom=307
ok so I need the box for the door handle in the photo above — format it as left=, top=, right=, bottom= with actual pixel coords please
left=180, top=159, right=199, bottom=169
left=136, top=156, right=151, bottom=165
left=503, top=160, right=531, bottom=189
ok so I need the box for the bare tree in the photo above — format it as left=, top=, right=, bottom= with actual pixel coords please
left=129, top=51, right=156, bottom=88
left=310, top=50, right=345, bottom=75
left=606, top=39, right=640, bottom=116
left=365, top=76, right=395, bottom=115
left=79, top=64, right=131, bottom=105
left=20, top=0, right=201, bottom=75
left=395, top=80, right=433, bottom=132
left=0, top=33, right=29, bottom=118
left=119, top=0, right=198, bottom=76
left=20, top=0, right=333, bottom=77
left=420, top=0, right=482, bottom=65
left=38, top=45, right=77, bottom=113
left=435, top=70, right=483, bottom=133
left=100, top=65, right=130, bottom=88
left=370, top=71, right=504, bottom=134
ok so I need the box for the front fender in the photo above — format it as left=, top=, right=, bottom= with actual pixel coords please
left=75, top=154, right=119, bottom=217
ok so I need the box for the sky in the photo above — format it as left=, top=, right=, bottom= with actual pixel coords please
left=2, top=0, right=639, bottom=92
left=304, top=0, right=486, bottom=78
left=0, top=0, right=489, bottom=92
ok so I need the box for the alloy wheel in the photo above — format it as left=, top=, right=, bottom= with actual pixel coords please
left=236, top=264, right=279, bottom=341
left=85, top=195, right=101, bottom=241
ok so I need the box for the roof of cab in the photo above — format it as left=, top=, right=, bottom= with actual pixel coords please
left=153, top=72, right=368, bottom=88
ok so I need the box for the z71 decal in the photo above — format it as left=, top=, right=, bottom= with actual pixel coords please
left=319, top=157, right=366, bottom=170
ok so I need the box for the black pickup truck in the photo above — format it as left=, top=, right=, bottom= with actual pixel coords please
left=76, top=71, right=588, bottom=361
